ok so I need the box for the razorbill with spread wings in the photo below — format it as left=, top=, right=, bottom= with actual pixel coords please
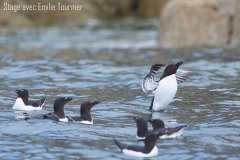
left=142, top=61, right=192, bottom=111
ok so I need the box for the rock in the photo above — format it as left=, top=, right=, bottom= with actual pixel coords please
left=84, top=0, right=136, bottom=18
left=0, top=0, right=32, bottom=27
left=137, top=0, right=168, bottom=17
left=232, top=1, right=240, bottom=46
left=159, top=0, right=240, bottom=48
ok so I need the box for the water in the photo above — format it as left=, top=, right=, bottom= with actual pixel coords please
left=0, top=19, right=240, bottom=160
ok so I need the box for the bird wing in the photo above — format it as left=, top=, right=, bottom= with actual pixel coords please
left=28, top=98, right=45, bottom=107
left=114, top=139, right=145, bottom=153
left=147, top=128, right=166, bottom=137
left=176, top=69, right=192, bottom=84
left=126, top=145, right=145, bottom=153
left=43, top=113, right=59, bottom=121
left=142, top=64, right=166, bottom=94
left=165, top=125, right=187, bottom=135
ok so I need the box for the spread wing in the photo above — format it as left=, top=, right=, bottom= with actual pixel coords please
left=165, top=125, right=187, bottom=135
left=142, top=64, right=165, bottom=94
left=176, top=69, right=192, bottom=84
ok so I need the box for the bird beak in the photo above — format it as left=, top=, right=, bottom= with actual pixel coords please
left=90, top=100, right=100, bottom=105
left=175, top=61, right=183, bottom=67
left=66, top=97, right=72, bottom=101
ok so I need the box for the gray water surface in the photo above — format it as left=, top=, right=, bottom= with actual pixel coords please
left=0, top=19, right=240, bottom=160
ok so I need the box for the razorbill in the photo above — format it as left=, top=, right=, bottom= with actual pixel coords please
left=67, top=100, right=99, bottom=124
left=43, top=97, right=72, bottom=122
left=12, top=89, right=45, bottom=111
left=114, top=130, right=162, bottom=157
left=134, top=117, right=187, bottom=139
left=142, top=61, right=192, bottom=111
left=148, top=119, right=187, bottom=138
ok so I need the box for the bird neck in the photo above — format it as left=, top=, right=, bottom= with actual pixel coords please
left=20, top=97, right=29, bottom=105
left=80, top=112, right=92, bottom=121
left=53, top=105, right=65, bottom=118
left=144, top=139, right=156, bottom=152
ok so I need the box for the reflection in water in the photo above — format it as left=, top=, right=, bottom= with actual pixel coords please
left=14, top=110, right=30, bottom=120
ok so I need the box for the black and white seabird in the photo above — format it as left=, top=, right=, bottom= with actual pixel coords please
left=67, top=100, right=99, bottom=124
left=43, top=97, right=72, bottom=122
left=134, top=117, right=187, bottom=139
left=114, top=130, right=162, bottom=157
left=12, top=89, right=45, bottom=111
left=142, top=61, right=192, bottom=111
left=148, top=119, right=187, bottom=139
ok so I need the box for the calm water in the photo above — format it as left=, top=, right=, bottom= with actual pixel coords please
left=0, top=19, right=240, bottom=160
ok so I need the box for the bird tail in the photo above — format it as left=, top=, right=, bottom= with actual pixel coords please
left=43, top=114, right=49, bottom=119
left=113, top=139, right=125, bottom=151
left=40, top=98, right=46, bottom=106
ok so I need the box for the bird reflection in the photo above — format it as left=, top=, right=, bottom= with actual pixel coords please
left=14, top=110, right=30, bottom=120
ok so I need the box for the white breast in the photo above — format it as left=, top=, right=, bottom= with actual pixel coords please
left=123, top=146, right=158, bottom=157
left=152, top=74, right=178, bottom=111
left=136, top=135, right=146, bottom=140
left=59, top=117, right=69, bottom=122
left=77, top=119, right=93, bottom=125
left=12, top=98, right=42, bottom=111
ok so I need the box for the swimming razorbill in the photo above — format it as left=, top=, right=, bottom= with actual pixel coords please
left=114, top=130, right=162, bottom=157
left=148, top=119, right=187, bottom=139
left=134, top=117, right=187, bottom=139
left=142, top=61, right=192, bottom=111
left=43, top=97, right=72, bottom=122
left=67, top=100, right=99, bottom=124
left=12, top=89, right=45, bottom=111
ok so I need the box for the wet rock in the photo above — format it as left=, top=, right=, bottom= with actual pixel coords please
left=159, top=0, right=240, bottom=48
